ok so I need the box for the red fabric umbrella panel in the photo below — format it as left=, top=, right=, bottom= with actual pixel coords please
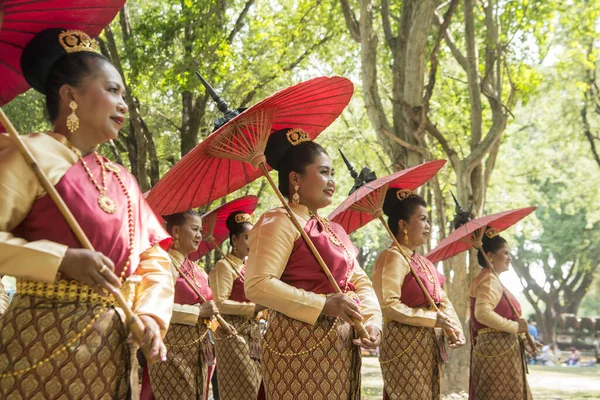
left=0, top=0, right=126, bottom=107
left=425, top=206, right=537, bottom=264
left=188, top=195, right=258, bottom=261
left=328, top=160, right=447, bottom=234
left=146, top=76, right=354, bottom=215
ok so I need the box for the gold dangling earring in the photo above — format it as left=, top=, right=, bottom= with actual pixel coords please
left=66, top=101, right=79, bottom=133
left=173, top=233, right=180, bottom=249
left=292, top=185, right=300, bottom=206
left=232, top=241, right=237, bottom=255
left=403, top=229, right=409, bottom=244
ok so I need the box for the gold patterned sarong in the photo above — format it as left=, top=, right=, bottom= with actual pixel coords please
left=262, top=311, right=360, bottom=400
left=214, top=314, right=262, bottom=400
left=379, top=320, right=441, bottom=400
left=470, top=330, right=532, bottom=399
left=0, top=294, right=130, bottom=399
left=149, top=323, right=208, bottom=400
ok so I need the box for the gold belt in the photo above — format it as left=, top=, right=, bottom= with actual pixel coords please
left=17, top=278, right=135, bottom=306
left=478, top=327, right=502, bottom=335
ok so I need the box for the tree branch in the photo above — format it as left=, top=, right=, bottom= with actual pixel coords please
left=340, top=0, right=361, bottom=42
left=239, top=34, right=333, bottom=107
left=463, top=0, right=483, bottom=148
left=381, top=0, right=395, bottom=48
left=424, top=118, right=460, bottom=170
left=381, top=129, right=429, bottom=156
left=227, top=0, right=255, bottom=44
left=434, top=10, right=468, bottom=72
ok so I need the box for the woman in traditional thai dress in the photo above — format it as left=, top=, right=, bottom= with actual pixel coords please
left=209, top=211, right=264, bottom=399
left=372, top=190, right=465, bottom=400
left=468, top=233, right=532, bottom=399
left=0, top=28, right=173, bottom=399
left=147, top=210, right=219, bottom=400
left=245, top=128, right=382, bottom=400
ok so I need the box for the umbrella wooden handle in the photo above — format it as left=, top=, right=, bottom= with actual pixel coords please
left=170, top=261, right=236, bottom=336
left=207, top=237, right=244, bottom=279
left=378, top=216, right=459, bottom=343
left=476, top=244, right=539, bottom=355
left=0, top=109, right=155, bottom=360
left=259, top=163, right=370, bottom=341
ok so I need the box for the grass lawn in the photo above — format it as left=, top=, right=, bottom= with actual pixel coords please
left=360, top=356, right=600, bottom=400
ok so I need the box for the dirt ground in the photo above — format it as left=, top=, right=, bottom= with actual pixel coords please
left=361, top=356, right=600, bottom=400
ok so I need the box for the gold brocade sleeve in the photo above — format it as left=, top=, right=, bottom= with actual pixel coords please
left=439, top=288, right=464, bottom=336
left=471, top=270, right=519, bottom=334
left=209, top=259, right=255, bottom=318
left=0, top=279, right=9, bottom=314
left=133, top=244, right=175, bottom=335
left=0, top=133, right=76, bottom=282
left=372, top=247, right=437, bottom=328
left=245, top=207, right=326, bottom=325
left=350, top=261, right=383, bottom=328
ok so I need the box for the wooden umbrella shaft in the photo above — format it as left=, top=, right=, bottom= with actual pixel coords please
left=0, top=109, right=151, bottom=353
left=258, top=163, right=370, bottom=340
left=207, top=237, right=243, bottom=279
left=169, top=257, right=235, bottom=336
left=378, top=215, right=459, bottom=342
left=475, top=243, right=539, bottom=354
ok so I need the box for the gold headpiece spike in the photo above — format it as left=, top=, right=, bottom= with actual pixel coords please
left=58, top=30, right=100, bottom=54
left=485, top=227, right=500, bottom=239
left=286, top=128, right=310, bottom=146
left=234, top=213, right=252, bottom=224
left=396, top=188, right=417, bottom=201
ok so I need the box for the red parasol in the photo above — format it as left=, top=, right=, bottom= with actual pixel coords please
left=146, top=76, right=354, bottom=215
left=0, top=0, right=126, bottom=106
left=328, top=160, right=447, bottom=233
left=425, top=206, right=537, bottom=264
left=188, top=195, right=258, bottom=262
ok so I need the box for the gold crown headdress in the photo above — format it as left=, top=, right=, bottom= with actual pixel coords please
left=286, top=128, right=310, bottom=146
left=396, top=188, right=417, bottom=201
left=234, top=213, right=252, bottom=224
left=58, top=30, right=100, bottom=54
left=485, top=227, right=500, bottom=239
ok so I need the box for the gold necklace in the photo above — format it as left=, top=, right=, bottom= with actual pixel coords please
left=413, top=254, right=437, bottom=298
left=170, top=255, right=204, bottom=292
left=67, top=143, right=134, bottom=280
left=308, top=211, right=353, bottom=292
left=68, top=144, right=116, bottom=214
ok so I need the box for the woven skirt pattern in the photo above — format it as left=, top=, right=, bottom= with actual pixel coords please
left=261, top=312, right=361, bottom=400
left=379, top=321, right=441, bottom=400
left=149, top=323, right=208, bottom=400
left=470, top=331, right=532, bottom=400
left=0, top=294, right=129, bottom=400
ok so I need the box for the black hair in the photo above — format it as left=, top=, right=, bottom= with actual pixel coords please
left=45, top=52, right=109, bottom=123
left=225, top=211, right=253, bottom=242
left=163, top=210, right=200, bottom=235
left=477, top=234, right=508, bottom=268
left=387, top=195, right=428, bottom=236
left=276, top=141, right=328, bottom=197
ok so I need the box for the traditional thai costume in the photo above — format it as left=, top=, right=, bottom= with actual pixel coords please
left=209, top=253, right=262, bottom=399
left=246, top=203, right=382, bottom=400
left=468, top=268, right=532, bottom=399
left=372, top=244, right=461, bottom=399
left=147, top=249, right=214, bottom=400
left=0, top=131, right=173, bottom=399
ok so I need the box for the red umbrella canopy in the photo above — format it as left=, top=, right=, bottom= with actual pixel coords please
left=146, top=76, right=354, bottom=215
left=328, top=160, right=447, bottom=235
left=188, top=195, right=258, bottom=261
left=0, top=0, right=126, bottom=107
left=425, top=206, right=537, bottom=264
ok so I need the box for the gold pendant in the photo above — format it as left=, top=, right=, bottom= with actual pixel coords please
left=98, top=194, right=117, bottom=214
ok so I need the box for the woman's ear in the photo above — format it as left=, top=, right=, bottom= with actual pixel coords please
left=397, top=219, right=407, bottom=232
left=58, top=84, right=77, bottom=104
left=172, top=225, right=180, bottom=236
left=289, top=171, right=300, bottom=186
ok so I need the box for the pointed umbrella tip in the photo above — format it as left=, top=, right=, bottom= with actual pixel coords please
left=338, top=149, right=358, bottom=180
left=195, top=71, right=231, bottom=115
